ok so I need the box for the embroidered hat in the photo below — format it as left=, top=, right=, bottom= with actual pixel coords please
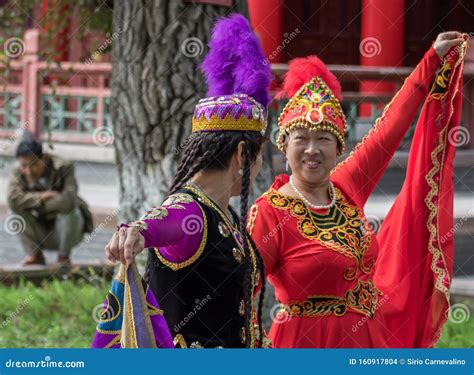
left=276, top=55, right=346, bottom=153
left=191, top=14, right=272, bottom=135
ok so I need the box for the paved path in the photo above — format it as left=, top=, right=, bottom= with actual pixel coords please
left=0, top=159, right=472, bottom=267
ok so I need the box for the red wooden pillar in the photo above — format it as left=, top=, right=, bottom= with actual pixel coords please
left=40, top=0, right=71, bottom=62
left=21, top=29, right=41, bottom=137
left=360, top=0, right=405, bottom=117
left=248, top=0, right=284, bottom=63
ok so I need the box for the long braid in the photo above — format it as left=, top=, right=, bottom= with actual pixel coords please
left=238, top=134, right=266, bottom=348
left=169, top=139, right=202, bottom=193
left=169, top=132, right=232, bottom=194
left=249, top=234, right=266, bottom=347
left=145, top=130, right=266, bottom=346
left=238, top=141, right=253, bottom=347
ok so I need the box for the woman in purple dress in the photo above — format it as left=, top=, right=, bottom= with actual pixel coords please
left=92, top=14, right=272, bottom=348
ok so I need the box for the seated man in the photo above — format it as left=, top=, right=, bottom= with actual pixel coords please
left=7, top=133, right=93, bottom=265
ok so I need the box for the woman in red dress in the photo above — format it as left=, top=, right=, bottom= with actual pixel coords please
left=248, top=32, right=468, bottom=348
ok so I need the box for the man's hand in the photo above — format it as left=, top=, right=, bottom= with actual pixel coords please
left=433, top=31, right=465, bottom=58
left=40, top=190, right=60, bottom=202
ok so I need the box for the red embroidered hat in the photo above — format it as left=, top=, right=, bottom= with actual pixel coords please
left=276, top=56, right=346, bottom=154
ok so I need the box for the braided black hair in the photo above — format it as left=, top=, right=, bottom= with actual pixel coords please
left=145, top=130, right=267, bottom=347
left=238, top=137, right=267, bottom=348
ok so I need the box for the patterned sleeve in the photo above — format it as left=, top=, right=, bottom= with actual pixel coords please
left=123, top=193, right=207, bottom=267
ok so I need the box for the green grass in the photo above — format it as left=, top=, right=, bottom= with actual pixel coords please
left=0, top=277, right=109, bottom=348
left=0, top=278, right=472, bottom=348
left=435, top=303, right=474, bottom=348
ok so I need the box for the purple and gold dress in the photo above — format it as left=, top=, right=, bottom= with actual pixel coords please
left=92, top=185, right=267, bottom=348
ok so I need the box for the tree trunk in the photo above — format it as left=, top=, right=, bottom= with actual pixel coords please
left=111, top=0, right=272, bottom=223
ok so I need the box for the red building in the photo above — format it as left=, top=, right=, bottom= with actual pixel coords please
left=249, top=0, right=474, bottom=147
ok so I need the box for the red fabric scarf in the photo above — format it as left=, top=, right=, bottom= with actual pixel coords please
left=374, top=40, right=468, bottom=347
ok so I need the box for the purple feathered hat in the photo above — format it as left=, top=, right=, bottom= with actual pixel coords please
left=191, top=14, right=272, bottom=135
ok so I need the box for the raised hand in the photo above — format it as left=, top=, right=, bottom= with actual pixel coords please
left=433, top=31, right=465, bottom=58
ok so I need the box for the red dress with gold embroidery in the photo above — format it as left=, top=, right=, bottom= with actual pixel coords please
left=248, top=45, right=466, bottom=348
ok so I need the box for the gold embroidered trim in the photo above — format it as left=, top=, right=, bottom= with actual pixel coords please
left=162, top=193, right=195, bottom=209
left=425, top=78, right=463, bottom=299
left=173, top=334, right=188, bottom=348
left=247, top=204, right=259, bottom=235
left=104, top=335, right=121, bottom=348
left=428, top=38, right=467, bottom=102
left=147, top=303, right=164, bottom=316
left=128, top=193, right=196, bottom=230
left=277, top=77, right=347, bottom=153
left=281, top=280, right=381, bottom=319
left=96, top=327, right=122, bottom=335
left=428, top=62, right=451, bottom=100
left=126, top=220, right=148, bottom=231
left=425, top=126, right=449, bottom=297
left=423, top=41, right=467, bottom=346
left=100, top=291, right=121, bottom=323
left=123, top=277, right=138, bottom=348
left=114, top=264, right=126, bottom=283
left=154, top=200, right=208, bottom=271
left=276, top=120, right=345, bottom=154
left=264, top=187, right=373, bottom=276
left=192, top=113, right=265, bottom=133
left=248, top=242, right=259, bottom=348
left=185, top=184, right=261, bottom=348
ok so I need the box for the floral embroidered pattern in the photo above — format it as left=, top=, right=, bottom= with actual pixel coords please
left=265, top=187, right=373, bottom=277
left=162, top=193, right=194, bottom=209
left=126, top=220, right=148, bottom=231
left=428, top=62, right=451, bottom=100
left=282, top=280, right=381, bottom=319
left=126, top=194, right=196, bottom=232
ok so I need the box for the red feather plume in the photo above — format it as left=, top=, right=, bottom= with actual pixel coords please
left=277, top=55, right=342, bottom=101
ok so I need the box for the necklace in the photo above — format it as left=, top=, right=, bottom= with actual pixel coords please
left=289, top=175, right=336, bottom=210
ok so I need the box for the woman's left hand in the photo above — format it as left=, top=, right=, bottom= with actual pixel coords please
left=433, top=31, right=465, bottom=58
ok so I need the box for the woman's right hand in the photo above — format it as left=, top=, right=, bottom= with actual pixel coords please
left=105, top=226, right=145, bottom=265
